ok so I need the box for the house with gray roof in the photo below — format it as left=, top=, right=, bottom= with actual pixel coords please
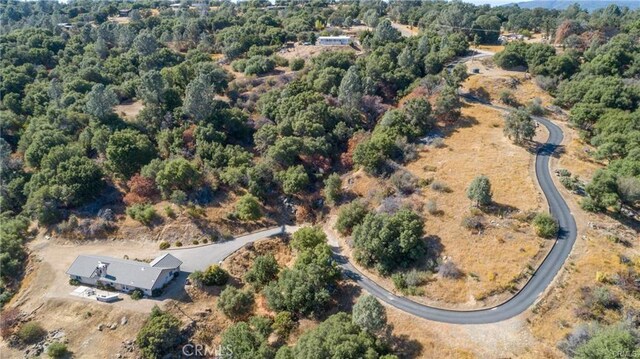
left=66, top=253, right=182, bottom=297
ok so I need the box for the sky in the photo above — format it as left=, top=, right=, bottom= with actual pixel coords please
left=463, top=0, right=522, bottom=4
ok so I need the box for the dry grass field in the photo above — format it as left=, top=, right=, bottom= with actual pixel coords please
left=343, top=101, right=550, bottom=308
left=462, top=64, right=554, bottom=107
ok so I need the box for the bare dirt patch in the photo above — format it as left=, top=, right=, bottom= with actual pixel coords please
left=1, top=299, right=147, bottom=359
left=274, top=43, right=358, bottom=62
left=114, top=100, right=144, bottom=121
left=391, top=22, right=419, bottom=37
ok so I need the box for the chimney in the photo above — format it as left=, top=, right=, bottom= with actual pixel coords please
left=97, top=262, right=109, bottom=277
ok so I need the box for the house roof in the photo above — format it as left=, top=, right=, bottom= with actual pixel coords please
left=318, top=36, right=351, bottom=40
left=149, top=253, right=183, bottom=268
left=66, top=254, right=181, bottom=290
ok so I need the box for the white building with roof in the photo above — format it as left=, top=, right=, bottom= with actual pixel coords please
left=66, top=253, right=182, bottom=297
left=317, top=36, right=351, bottom=46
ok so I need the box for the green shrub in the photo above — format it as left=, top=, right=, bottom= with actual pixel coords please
left=499, top=90, right=517, bottom=106
left=164, top=206, right=176, bottom=219
left=159, top=241, right=170, bottom=250
left=185, top=205, right=205, bottom=218
left=527, top=98, right=545, bottom=116
left=466, top=175, right=492, bottom=207
left=557, top=169, right=571, bottom=177
left=391, top=272, right=424, bottom=295
left=231, top=59, right=247, bottom=72
left=190, top=265, right=229, bottom=286
left=137, top=307, right=181, bottom=359
left=352, top=295, right=387, bottom=334
left=560, top=176, right=580, bottom=191
left=431, top=181, right=451, bottom=193
left=580, top=197, right=600, bottom=212
left=169, top=190, right=187, bottom=205
left=131, top=289, right=144, bottom=300
left=323, top=173, right=342, bottom=205
left=272, top=55, right=289, bottom=67
left=217, top=286, right=254, bottom=319
left=291, top=226, right=326, bottom=251
left=245, top=254, right=279, bottom=289
left=47, top=342, right=68, bottom=358
left=290, top=58, right=305, bottom=71
left=235, top=194, right=262, bottom=221
left=272, top=311, right=296, bottom=337
left=574, top=324, right=639, bottom=358
left=175, top=241, right=182, bottom=247
left=18, top=322, right=46, bottom=344
left=392, top=272, right=407, bottom=290
left=69, top=278, right=80, bottom=286
left=462, top=215, right=484, bottom=232
left=126, top=204, right=157, bottom=225
left=335, top=201, right=369, bottom=235
left=532, top=213, right=559, bottom=238
left=243, top=55, right=276, bottom=76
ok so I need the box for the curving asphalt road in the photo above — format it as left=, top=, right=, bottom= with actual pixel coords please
left=166, top=96, right=577, bottom=324
left=331, top=97, right=578, bottom=324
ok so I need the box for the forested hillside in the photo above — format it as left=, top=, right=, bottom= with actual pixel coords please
left=490, top=3, right=639, bottom=213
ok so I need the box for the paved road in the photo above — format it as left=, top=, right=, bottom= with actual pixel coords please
left=164, top=226, right=288, bottom=272
left=330, top=96, right=577, bottom=324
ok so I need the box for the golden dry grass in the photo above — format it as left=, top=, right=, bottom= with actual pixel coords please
left=555, top=121, right=604, bottom=182
left=345, top=102, right=550, bottom=308
left=529, top=229, right=640, bottom=346
left=409, top=104, right=548, bottom=305
left=473, top=44, right=505, bottom=53
left=463, top=69, right=554, bottom=107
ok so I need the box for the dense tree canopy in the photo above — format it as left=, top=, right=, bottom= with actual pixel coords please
left=352, top=209, right=425, bottom=275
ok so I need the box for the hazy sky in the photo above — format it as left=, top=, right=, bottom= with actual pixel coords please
left=463, top=0, right=520, bottom=3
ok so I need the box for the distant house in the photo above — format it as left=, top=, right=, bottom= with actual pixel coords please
left=56, top=23, right=73, bottom=30
left=66, top=253, right=182, bottom=297
left=498, top=34, right=524, bottom=44
left=118, top=9, right=131, bottom=17
left=191, top=3, right=209, bottom=15
left=317, top=36, right=351, bottom=46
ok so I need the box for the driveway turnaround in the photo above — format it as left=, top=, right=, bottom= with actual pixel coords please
left=332, top=99, right=577, bottom=324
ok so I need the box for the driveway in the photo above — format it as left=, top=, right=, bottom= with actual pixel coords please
left=165, top=226, right=289, bottom=272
